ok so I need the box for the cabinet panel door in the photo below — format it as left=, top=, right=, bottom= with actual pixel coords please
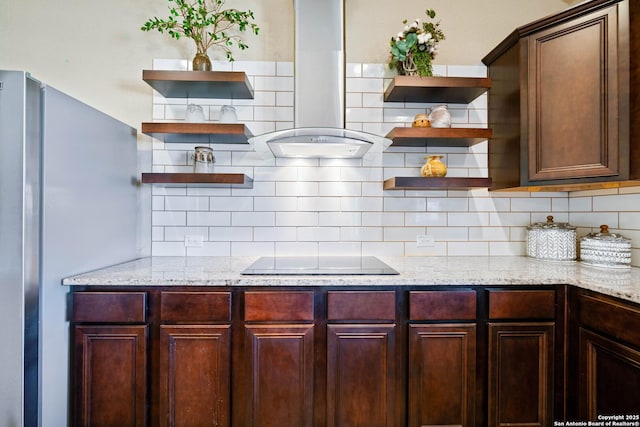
left=488, top=323, right=554, bottom=427
left=578, top=327, right=640, bottom=419
left=408, top=324, right=476, bottom=427
left=327, top=324, right=396, bottom=427
left=526, top=4, right=624, bottom=182
left=244, top=324, right=314, bottom=427
left=159, top=325, right=231, bottom=427
left=74, top=325, right=147, bottom=427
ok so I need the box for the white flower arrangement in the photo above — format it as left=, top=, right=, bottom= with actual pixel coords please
left=389, top=9, right=445, bottom=76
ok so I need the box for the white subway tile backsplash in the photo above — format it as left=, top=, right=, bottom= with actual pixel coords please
left=346, top=77, right=384, bottom=93
left=341, top=227, right=384, bottom=241
left=363, top=212, right=405, bottom=227
left=276, top=212, right=319, bottom=227
left=231, top=242, right=274, bottom=257
left=147, top=61, right=639, bottom=266
left=152, top=242, right=186, bottom=256
left=254, top=197, right=298, bottom=211
left=319, top=242, right=362, bottom=256
left=275, top=242, right=318, bottom=256
left=187, top=212, right=231, bottom=227
left=187, top=242, right=231, bottom=256
left=164, top=226, right=209, bottom=241
left=253, top=76, right=294, bottom=92
left=232, top=212, right=275, bottom=227
left=298, top=227, right=340, bottom=241
left=153, top=211, right=186, bottom=226
left=319, top=212, right=362, bottom=226
left=210, top=197, right=253, bottom=211
left=447, top=242, right=489, bottom=256
left=254, top=227, right=297, bottom=241
left=209, top=227, right=253, bottom=241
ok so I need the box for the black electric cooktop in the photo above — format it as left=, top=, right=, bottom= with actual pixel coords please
left=241, top=256, right=399, bottom=275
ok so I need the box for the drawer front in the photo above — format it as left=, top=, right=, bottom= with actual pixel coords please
left=488, top=290, right=555, bottom=320
left=327, top=291, right=396, bottom=321
left=579, top=293, right=640, bottom=347
left=244, top=291, right=314, bottom=322
left=410, top=290, right=477, bottom=320
left=160, top=291, right=231, bottom=322
left=73, top=292, right=146, bottom=323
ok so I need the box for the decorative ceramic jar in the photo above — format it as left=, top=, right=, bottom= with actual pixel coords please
left=420, top=155, right=447, bottom=177
left=580, top=225, right=631, bottom=268
left=412, top=114, right=431, bottom=128
left=428, top=105, right=451, bottom=128
left=526, top=215, right=577, bottom=261
left=192, top=146, right=215, bottom=173
left=192, top=53, right=212, bottom=71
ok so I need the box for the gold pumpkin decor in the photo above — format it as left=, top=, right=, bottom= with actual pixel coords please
left=420, top=155, right=447, bottom=177
left=412, top=113, right=431, bottom=128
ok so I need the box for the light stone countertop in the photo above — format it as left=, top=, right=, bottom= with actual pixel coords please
left=62, top=256, right=640, bottom=304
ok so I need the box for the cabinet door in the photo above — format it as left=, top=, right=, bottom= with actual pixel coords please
left=578, top=327, right=640, bottom=419
left=327, top=324, right=396, bottom=427
left=244, top=324, right=315, bottom=427
left=525, top=3, right=626, bottom=182
left=74, top=325, right=147, bottom=427
left=408, top=324, right=476, bottom=427
left=488, top=323, right=554, bottom=427
left=159, top=325, right=231, bottom=427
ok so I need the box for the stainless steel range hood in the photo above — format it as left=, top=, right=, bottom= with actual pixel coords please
left=250, top=0, right=390, bottom=159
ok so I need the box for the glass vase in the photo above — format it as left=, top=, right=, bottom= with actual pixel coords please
left=192, top=53, right=212, bottom=71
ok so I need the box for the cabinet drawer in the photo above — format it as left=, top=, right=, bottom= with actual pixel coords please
left=244, top=291, right=314, bottom=322
left=73, top=292, right=146, bottom=323
left=160, top=291, right=231, bottom=322
left=488, top=290, right=555, bottom=319
left=410, top=290, right=476, bottom=320
left=579, top=293, right=640, bottom=347
left=327, top=291, right=395, bottom=321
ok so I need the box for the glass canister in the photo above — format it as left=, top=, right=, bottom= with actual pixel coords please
left=526, top=216, right=577, bottom=261
left=580, top=225, right=631, bottom=268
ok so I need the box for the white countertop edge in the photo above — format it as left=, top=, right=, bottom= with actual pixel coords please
left=62, top=256, right=640, bottom=305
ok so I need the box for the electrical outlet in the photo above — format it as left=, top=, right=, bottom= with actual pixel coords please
left=184, top=235, right=204, bottom=248
left=416, top=234, right=435, bottom=247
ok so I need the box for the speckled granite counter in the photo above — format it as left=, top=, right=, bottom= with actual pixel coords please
left=62, top=256, right=640, bottom=304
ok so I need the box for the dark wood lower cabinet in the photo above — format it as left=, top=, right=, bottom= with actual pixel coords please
left=488, top=323, right=555, bottom=427
left=326, top=324, right=397, bottom=427
left=75, top=285, right=637, bottom=427
left=578, top=327, right=640, bottom=418
left=74, top=325, right=147, bottom=427
left=408, top=324, right=476, bottom=427
left=243, top=324, right=315, bottom=427
left=159, top=325, right=231, bottom=427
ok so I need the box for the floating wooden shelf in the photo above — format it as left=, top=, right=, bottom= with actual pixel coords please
left=383, top=176, right=492, bottom=190
left=386, top=127, right=493, bottom=147
left=141, top=122, right=253, bottom=144
left=141, top=173, right=253, bottom=188
left=142, top=70, right=254, bottom=99
left=384, top=76, right=492, bottom=104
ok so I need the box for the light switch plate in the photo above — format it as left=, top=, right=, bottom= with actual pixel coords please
left=416, top=234, right=435, bottom=247
left=184, top=235, right=204, bottom=247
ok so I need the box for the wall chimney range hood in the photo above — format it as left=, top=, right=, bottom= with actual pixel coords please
left=250, top=0, right=390, bottom=159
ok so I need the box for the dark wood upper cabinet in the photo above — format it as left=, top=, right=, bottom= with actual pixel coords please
left=483, top=0, right=639, bottom=191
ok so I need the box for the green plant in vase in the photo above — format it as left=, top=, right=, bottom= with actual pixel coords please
left=388, top=8, right=445, bottom=77
left=142, top=0, right=260, bottom=71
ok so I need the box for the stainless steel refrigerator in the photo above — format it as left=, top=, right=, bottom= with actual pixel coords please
left=0, top=70, right=139, bottom=427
